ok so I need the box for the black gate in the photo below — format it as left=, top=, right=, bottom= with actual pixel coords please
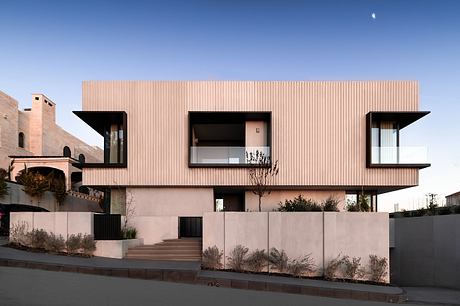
left=179, top=217, right=202, bottom=238
left=94, top=214, right=121, bottom=240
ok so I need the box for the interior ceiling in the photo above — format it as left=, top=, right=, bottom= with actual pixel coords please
left=193, top=124, right=244, bottom=141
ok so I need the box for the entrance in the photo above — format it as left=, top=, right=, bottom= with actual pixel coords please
left=179, top=217, right=202, bottom=238
left=214, top=189, right=245, bottom=212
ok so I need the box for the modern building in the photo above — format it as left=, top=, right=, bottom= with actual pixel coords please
left=75, top=81, right=429, bottom=242
left=446, top=191, right=460, bottom=206
left=0, top=91, right=103, bottom=190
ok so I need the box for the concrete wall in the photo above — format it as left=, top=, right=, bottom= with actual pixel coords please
left=391, top=215, right=460, bottom=289
left=10, top=212, right=94, bottom=239
left=203, top=211, right=389, bottom=281
left=1, top=181, right=102, bottom=212
left=95, top=238, right=143, bottom=259
left=124, top=187, right=212, bottom=244
left=245, top=190, right=346, bottom=212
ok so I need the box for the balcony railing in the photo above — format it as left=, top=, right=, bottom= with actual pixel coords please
left=371, top=146, right=428, bottom=165
left=190, top=146, right=270, bottom=165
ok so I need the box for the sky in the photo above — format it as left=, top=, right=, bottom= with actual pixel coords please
left=0, top=0, right=459, bottom=211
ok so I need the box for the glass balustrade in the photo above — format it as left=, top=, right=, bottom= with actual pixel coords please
left=190, top=146, right=271, bottom=165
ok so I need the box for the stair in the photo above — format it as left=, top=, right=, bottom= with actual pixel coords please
left=124, top=238, right=202, bottom=261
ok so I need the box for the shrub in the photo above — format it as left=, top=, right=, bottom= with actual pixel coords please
left=9, top=221, right=30, bottom=246
left=288, top=255, right=316, bottom=277
left=368, top=255, right=388, bottom=283
left=51, top=178, right=67, bottom=206
left=437, top=206, right=452, bottom=215
left=322, top=196, right=339, bottom=212
left=0, top=176, right=8, bottom=198
left=227, top=245, right=249, bottom=272
left=269, top=248, right=289, bottom=273
left=81, top=235, right=96, bottom=256
left=44, top=233, right=66, bottom=252
left=27, top=229, right=49, bottom=249
left=278, top=195, right=322, bottom=212
left=342, top=256, right=364, bottom=280
left=122, top=227, right=137, bottom=239
left=66, top=234, right=82, bottom=254
left=246, top=249, right=268, bottom=272
left=324, top=255, right=342, bottom=280
left=202, top=246, right=223, bottom=270
left=454, top=205, right=460, bottom=214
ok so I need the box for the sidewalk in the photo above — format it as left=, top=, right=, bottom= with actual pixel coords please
left=403, top=287, right=460, bottom=306
left=0, top=245, right=404, bottom=303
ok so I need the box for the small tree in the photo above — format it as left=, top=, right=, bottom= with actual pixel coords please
left=16, top=166, right=50, bottom=201
left=426, top=193, right=438, bottom=215
left=246, top=151, right=279, bottom=212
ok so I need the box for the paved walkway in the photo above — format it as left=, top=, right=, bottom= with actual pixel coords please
left=0, top=245, right=403, bottom=303
left=403, top=287, right=460, bottom=306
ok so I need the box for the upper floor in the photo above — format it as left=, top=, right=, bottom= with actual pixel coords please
left=75, top=81, right=429, bottom=192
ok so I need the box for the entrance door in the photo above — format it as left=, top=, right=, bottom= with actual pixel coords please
left=179, top=217, right=202, bottom=238
left=214, top=189, right=245, bottom=212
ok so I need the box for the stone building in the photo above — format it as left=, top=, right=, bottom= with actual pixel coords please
left=0, top=90, right=103, bottom=190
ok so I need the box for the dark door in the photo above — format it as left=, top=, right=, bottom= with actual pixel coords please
left=179, top=217, right=202, bottom=238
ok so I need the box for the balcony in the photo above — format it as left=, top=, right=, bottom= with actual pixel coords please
left=370, top=146, right=429, bottom=168
left=190, top=146, right=270, bottom=166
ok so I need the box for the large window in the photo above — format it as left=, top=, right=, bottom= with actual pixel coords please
left=189, top=112, right=271, bottom=167
left=74, top=111, right=127, bottom=167
left=366, top=111, right=430, bottom=168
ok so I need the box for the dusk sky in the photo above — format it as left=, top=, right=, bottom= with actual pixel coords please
left=1, top=0, right=459, bottom=211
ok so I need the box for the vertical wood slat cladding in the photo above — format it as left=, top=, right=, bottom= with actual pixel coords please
left=81, top=81, right=419, bottom=188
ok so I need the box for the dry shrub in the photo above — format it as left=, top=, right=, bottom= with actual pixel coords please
left=81, top=235, right=96, bottom=256
left=227, top=245, right=249, bottom=272
left=202, top=246, right=223, bottom=270
left=28, top=229, right=48, bottom=249
left=324, top=255, right=342, bottom=280
left=9, top=221, right=30, bottom=246
left=368, top=255, right=388, bottom=283
left=269, top=248, right=289, bottom=273
left=66, top=234, right=82, bottom=254
left=288, top=254, right=316, bottom=277
left=246, top=249, right=268, bottom=272
left=342, top=256, right=364, bottom=280
left=44, top=233, right=65, bottom=252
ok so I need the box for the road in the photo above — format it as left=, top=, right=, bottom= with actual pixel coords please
left=0, top=266, right=424, bottom=306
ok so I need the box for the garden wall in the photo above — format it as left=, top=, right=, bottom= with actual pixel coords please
left=2, top=182, right=102, bottom=212
left=10, top=212, right=94, bottom=239
left=390, top=215, right=460, bottom=289
left=203, top=212, right=389, bottom=282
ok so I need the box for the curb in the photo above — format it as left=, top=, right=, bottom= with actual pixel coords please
left=0, top=258, right=404, bottom=303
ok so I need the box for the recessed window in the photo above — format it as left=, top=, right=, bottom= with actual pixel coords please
left=78, top=154, right=86, bottom=164
left=34, top=97, right=39, bottom=100
left=18, top=132, right=25, bottom=148
left=63, top=146, right=71, bottom=157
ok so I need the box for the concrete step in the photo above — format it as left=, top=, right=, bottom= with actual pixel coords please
left=124, top=238, right=202, bottom=261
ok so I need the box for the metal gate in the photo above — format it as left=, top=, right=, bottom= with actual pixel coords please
left=179, top=217, right=202, bottom=238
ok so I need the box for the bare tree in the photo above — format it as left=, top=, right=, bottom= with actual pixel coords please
left=246, top=151, right=279, bottom=212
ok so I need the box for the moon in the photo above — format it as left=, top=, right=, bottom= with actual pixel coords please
left=371, top=13, right=376, bottom=19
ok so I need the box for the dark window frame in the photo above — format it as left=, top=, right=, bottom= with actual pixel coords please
left=18, top=132, right=25, bottom=148
left=73, top=111, right=127, bottom=168
left=188, top=111, right=272, bottom=168
left=366, top=111, right=430, bottom=169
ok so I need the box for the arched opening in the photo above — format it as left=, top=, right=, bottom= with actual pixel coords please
left=63, top=146, right=71, bottom=157
left=78, top=153, right=86, bottom=163
left=18, top=132, right=25, bottom=148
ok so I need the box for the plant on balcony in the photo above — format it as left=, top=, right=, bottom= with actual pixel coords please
left=246, top=151, right=279, bottom=212
left=202, top=246, right=223, bottom=270
left=227, top=245, right=249, bottom=272
left=16, top=166, right=50, bottom=201
left=49, top=174, right=67, bottom=206
left=277, top=195, right=322, bottom=212
left=322, top=196, right=340, bottom=212
left=0, top=171, right=8, bottom=198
